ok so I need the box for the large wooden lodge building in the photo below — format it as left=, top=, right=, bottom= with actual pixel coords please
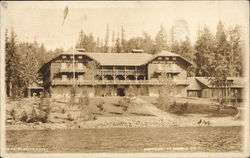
left=38, top=49, right=244, bottom=100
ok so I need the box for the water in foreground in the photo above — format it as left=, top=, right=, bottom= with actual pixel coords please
left=6, top=126, right=242, bottom=153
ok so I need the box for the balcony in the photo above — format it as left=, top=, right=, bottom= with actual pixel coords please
left=96, top=69, right=146, bottom=75
left=52, top=79, right=188, bottom=86
left=60, top=67, right=86, bottom=73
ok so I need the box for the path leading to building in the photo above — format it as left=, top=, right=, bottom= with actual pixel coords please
left=135, top=97, right=176, bottom=122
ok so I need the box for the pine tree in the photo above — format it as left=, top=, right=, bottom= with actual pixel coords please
left=76, top=30, right=85, bottom=49
left=121, top=26, right=126, bottom=53
left=104, top=24, right=110, bottom=53
left=178, top=37, right=194, bottom=61
left=228, top=25, right=243, bottom=76
left=5, top=29, right=21, bottom=97
left=194, top=25, right=215, bottom=76
left=111, top=30, right=115, bottom=53
left=141, top=32, right=155, bottom=54
left=155, top=24, right=169, bottom=53
left=115, top=33, right=121, bottom=53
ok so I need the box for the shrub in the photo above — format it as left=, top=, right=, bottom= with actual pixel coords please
left=29, top=108, right=38, bottom=123
left=38, top=97, right=51, bottom=123
left=67, top=113, right=74, bottom=121
left=78, top=95, right=90, bottom=109
left=61, top=108, right=66, bottom=114
left=20, top=111, right=28, bottom=122
left=118, top=97, right=135, bottom=112
left=180, top=102, right=188, bottom=114
left=10, top=109, right=17, bottom=121
left=96, top=100, right=104, bottom=111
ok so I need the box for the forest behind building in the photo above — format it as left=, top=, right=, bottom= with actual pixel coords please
left=5, top=21, right=245, bottom=98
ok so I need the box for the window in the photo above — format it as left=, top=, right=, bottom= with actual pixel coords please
left=172, top=57, right=176, bottom=60
left=158, top=57, right=162, bottom=60
left=70, top=55, right=74, bottom=59
left=62, top=55, right=67, bottom=59
left=61, top=63, right=67, bottom=69
left=165, top=57, right=169, bottom=60
left=62, top=75, right=67, bottom=81
left=78, top=75, right=83, bottom=81
left=78, top=56, right=83, bottom=59
left=77, top=63, right=83, bottom=69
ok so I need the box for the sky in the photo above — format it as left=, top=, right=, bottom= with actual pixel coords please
left=2, top=1, right=249, bottom=50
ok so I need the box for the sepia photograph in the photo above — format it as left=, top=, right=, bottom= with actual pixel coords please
left=0, top=1, right=249, bottom=157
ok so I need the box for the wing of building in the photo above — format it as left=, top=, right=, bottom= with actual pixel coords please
left=38, top=49, right=244, bottom=100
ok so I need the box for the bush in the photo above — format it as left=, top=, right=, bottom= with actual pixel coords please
left=67, top=113, right=74, bottom=121
left=61, top=108, right=66, bottom=114
left=20, top=111, right=28, bottom=122
left=96, top=100, right=104, bottom=111
left=29, top=108, right=38, bottom=123
left=180, top=102, right=188, bottom=114
left=10, top=109, right=17, bottom=121
left=118, top=97, right=135, bottom=112
left=78, top=95, right=90, bottom=109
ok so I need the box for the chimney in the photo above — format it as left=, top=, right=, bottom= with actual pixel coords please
left=131, top=49, right=144, bottom=53
left=76, top=48, right=86, bottom=52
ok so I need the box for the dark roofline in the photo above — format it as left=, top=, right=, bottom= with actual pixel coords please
left=39, top=49, right=193, bottom=72
left=143, top=51, right=193, bottom=66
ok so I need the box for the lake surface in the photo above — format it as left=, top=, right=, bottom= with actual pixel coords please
left=6, top=126, right=242, bottom=153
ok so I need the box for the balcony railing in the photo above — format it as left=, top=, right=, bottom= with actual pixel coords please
left=52, top=79, right=188, bottom=86
left=60, top=67, right=86, bottom=72
left=96, top=69, right=146, bottom=75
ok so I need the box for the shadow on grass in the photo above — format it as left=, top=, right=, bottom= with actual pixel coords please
left=91, top=112, right=103, bottom=116
left=130, top=112, right=155, bottom=116
left=109, top=112, right=123, bottom=115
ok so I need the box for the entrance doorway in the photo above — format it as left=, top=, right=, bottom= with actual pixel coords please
left=117, top=88, right=125, bottom=96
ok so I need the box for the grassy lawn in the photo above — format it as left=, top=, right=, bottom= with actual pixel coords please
left=84, top=96, right=154, bottom=117
left=140, top=96, right=238, bottom=117
left=6, top=96, right=155, bottom=122
left=5, top=96, right=240, bottom=125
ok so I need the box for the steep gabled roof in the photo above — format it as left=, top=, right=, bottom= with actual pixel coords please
left=39, top=49, right=193, bottom=71
left=83, top=52, right=152, bottom=66
left=195, top=77, right=245, bottom=88
left=145, top=50, right=193, bottom=66
left=187, top=77, right=203, bottom=90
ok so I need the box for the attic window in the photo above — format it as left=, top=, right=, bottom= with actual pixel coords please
left=78, top=56, right=82, bottom=59
left=62, top=55, right=67, bottom=59
left=165, top=57, right=169, bottom=60
left=158, top=57, right=163, bottom=60
left=132, top=49, right=144, bottom=53
left=172, top=57, right=176, bottom=60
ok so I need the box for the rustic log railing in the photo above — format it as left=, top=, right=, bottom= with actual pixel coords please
left=52, top=79, right=188, bottom=85
left=60, top=67, right=86, bottom=72
left=96, top=69, right=146, bottom=75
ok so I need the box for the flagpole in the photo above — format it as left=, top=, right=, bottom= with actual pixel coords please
left=73, top=50, right=75, bottom=88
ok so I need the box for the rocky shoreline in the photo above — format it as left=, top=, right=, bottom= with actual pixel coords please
left=6, top=115, right=243, bottom=130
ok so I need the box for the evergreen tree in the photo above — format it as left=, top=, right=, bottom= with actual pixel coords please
left=155, top=24, right=169, bottom=53
left=5, top=29, right=21, bottom=97
left=104, top=24, right=110, bottom=53
left=228, top=25, right=243, bottom=76
left=115, top=33, right=121, bottom=53
left=141, top=32, right=155, bottom=54
left=75, top=30, right=96, bottom=52
left=194, top=25, right=215, bottom=76
left=178, top=37, right=194, bottom=62
left=111, top=30, right=115, bottom=53
left=121, top=26, right=126, bottom=53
